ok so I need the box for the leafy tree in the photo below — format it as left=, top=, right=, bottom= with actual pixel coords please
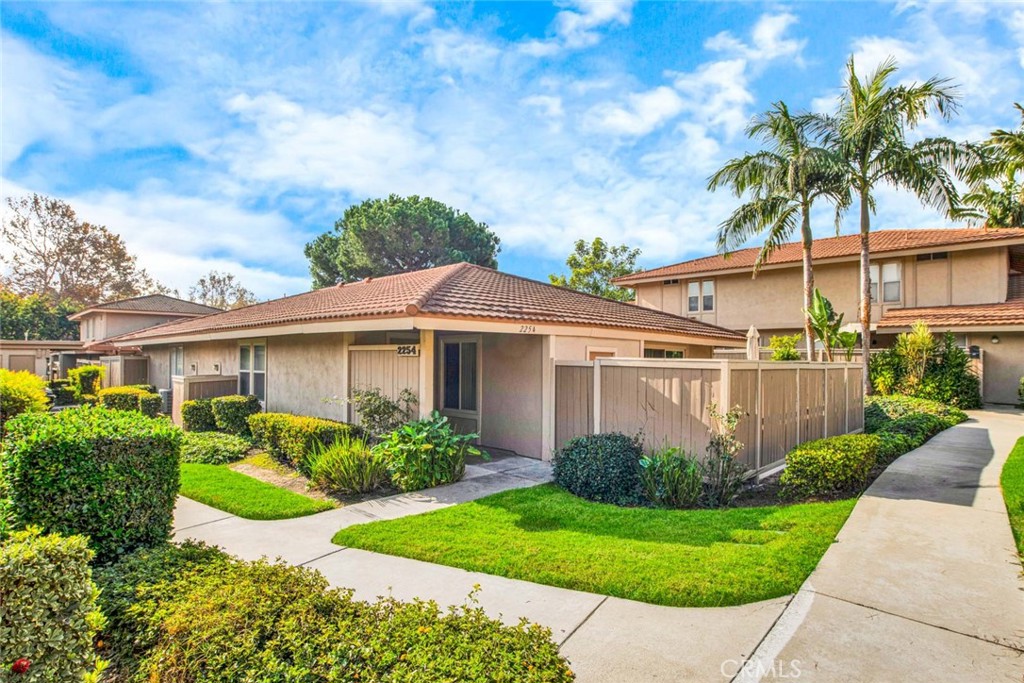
left=1, top=194, right=166, bottom=307
left=815, top=57, right=964, bottom=393
left=188, top=271, right=258, bottom=310
left=0, top=289, right=79, bottom=340
left=305, top=195, right=500, bottom=287
left=964, top=103, right=1024, bottom=227
left=805, top=288, right=845, bottom=362
left=708, top=101, right=848, bottom=358
left=549, top=237, right=640, bottom=302
left=768, top=333, right=803, bottom=361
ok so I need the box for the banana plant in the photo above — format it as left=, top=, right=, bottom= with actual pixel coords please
left=805, top=288, right=844, bottom=361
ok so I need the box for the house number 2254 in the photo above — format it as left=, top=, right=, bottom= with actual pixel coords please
left=519, top=325, right=536, bottom=333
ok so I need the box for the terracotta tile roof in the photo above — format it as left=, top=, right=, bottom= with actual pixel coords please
left=70, top=294, right=222, bottom=318
left=877, top=301, right=1024, bottom=329
left=115, top=263, right=744, bottom=343
left=613, top=228, right=1024, bottom=285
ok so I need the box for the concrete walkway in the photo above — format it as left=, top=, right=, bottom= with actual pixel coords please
left=174, top=410, right=1024, bottom=682
left=738, top=408, right=1024, bottom=682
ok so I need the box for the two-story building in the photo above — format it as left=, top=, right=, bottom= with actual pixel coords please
left=613, top=228, right=1024, bottom=405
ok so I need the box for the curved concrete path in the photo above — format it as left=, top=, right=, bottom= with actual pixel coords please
left=174, top=409, right=1024, bottom=682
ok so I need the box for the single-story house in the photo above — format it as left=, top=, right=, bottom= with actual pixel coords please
left=113, top=263, right=744, bottom=459
left=0, top=339, right=84, bottom=377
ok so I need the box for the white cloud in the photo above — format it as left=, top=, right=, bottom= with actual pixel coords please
left=670, top=59, right=755, bottom=138
left=706, top=12, right=806, bottom=65
left=520, top=0, right=634, bottom=56
left=584, top=86, right=685, bottom=136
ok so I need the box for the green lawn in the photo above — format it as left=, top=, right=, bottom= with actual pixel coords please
left=333, top=484, right=855, bottom=607
left=180, top=463, right=335, bottom=520
left=1000, top=437, right=1024, bottom=557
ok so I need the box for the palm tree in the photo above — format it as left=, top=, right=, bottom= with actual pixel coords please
left=708, top=102, right=849, bottom=359
left=964, top=103, right=1024, bottom=227
left=815, top=57, right=963, bottom=394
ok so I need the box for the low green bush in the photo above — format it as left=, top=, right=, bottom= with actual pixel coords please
left=1, top=406, right=181, bottom=562
left=638, top=445, right=702, bottom=508
left=305, top=433, right=389, bottom=493
left=780, top=434, right=878, bottom=499
left=376, top=412, right=481, bottom=492
left=864, top=394, right=967, bottom=433
left=553, top=432, right=644, bottom=506
left=180, top=432, right=251, bottom=465
left=874, top=430, right=914, bottom=464
left=181, top=398, right=216, bottom=432
left=211, top=394, right=262, bottom=437
left=868, top=331, right=981, bottom=408
left=702, top=404, right=752, bottom=508
left=123, top=383, right=157, bottom=394
left=0, top=528, right=107, bottom=683
left=67, top=365, right=104, bottom=400
left=97, top=386, right=163, bottom=417
left=249, top=412, right=358, bottom=472
left=138, top=392, right=161, bottom=418
left=1018, top=377, right=1024, bottom=408
left=349, top=386, right=418, bottom=437
left=96, top=545, right=572, bottom=682
left=0, top=368, right=48, bottom=431
left=48, top=379, right=76, bottom=406
left=768, top=333, right=802, bottom=361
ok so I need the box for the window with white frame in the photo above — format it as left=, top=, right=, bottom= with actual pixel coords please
left=869, top=263, right=902, bottom=303
left=687, top=282, right=700, bottom=312
left=442, top=340, right=477, bottom=412
left=702, top=280, right=715, bottom=311
left=171, top=346, right=184, bottom=377
left=238, top=343, right=266, bottom=401
left=644, top=348, right=685, bottom=359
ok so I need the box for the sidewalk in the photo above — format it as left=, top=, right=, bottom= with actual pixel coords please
left=738, top=408, right=1024, bottom=682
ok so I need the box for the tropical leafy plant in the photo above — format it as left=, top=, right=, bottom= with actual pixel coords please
left=805, top=288, right=844, bottom=361
left=893, top=321, right=935, bottom=390
left=836, top=330, right=859, bottom=362
left=374, top=412, right=483, bottom=492
left=709, top=101, right=849, bottom=357
left=348, top=387, right=418, bottom=437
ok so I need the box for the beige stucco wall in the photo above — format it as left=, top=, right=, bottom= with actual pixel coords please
left=965, top=332, right=1024, bottom=405
left=480, top=334, right=544, bottom=458
left=267, top=334, right=348, bottom=420
left=104, top=312, right=184, bottom=339
left=633, top=246, right=1011, bottom=335
left=552, top=335, right=641, bottom=360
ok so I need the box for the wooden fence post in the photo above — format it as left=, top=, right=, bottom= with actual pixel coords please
left=592, top=358, right=602, bottom=434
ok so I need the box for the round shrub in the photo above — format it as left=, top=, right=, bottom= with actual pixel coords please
left=780, top=434, right=879, bottom=500
left=864, top=395, right=967, bottom=433
left=375, top=412, right=480, bottom=492
left=138, top=392, right=162, bottom=417
left=553, top=432, right=645, bottom=506
left=67, top=365, right=104, bottom=399
left=249, top=412, right=358, bottom=472
left=0, top=529, right=107, bottom=683
left=181, top=398, right=216, bottom=432
left=0, top=368, right=48, bottom=431
left=98, top=385, right=152, bottom=413
left=180, top=431, right=251, bottom=465
left=211, top=394, right=262, bottom=437
left=1, top=406, right=182, bottom=562
left=95, top=547, right=573, bottom=682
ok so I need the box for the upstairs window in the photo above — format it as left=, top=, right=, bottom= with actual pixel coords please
left=916, top=252, right=948, bottom=261
left=687, top=282, right=700, bottom=312
left=239, top=343, right=266, bottom=402
left=869, top=263, right=902, bottom=303
left=702, top=280, right=715, bottom=311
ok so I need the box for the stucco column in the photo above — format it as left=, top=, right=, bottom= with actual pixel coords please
left=540, top=334, right=556, bottom=460
left=418, top=329, right=435, bottom=418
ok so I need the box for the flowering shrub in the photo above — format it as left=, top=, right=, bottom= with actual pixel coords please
left=0, top=529, right=107, bottom=683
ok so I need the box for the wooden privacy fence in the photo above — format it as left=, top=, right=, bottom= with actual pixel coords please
left=554, top=359, right=864, bottom=474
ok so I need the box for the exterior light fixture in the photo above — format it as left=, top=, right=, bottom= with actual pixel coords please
left=991, top=335, right=1000, bottom=344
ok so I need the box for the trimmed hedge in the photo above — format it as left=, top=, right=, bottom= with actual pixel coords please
left=0, top=368, right=48, bottom=431
left=67, top=365, right=104, bottom=399
left=97, top=386, right=162, bottom=417
left=249, top=412, right=358, bottom=472
left=180, top=432, right=251, bottom=465
left=1, top=406, right=182, bottom=562
left=780, top=434, right=879, bottom=499
left=181, top=398, right=217, bottom=432
left=48, top=379, right=76, bottom=406
left=553, top=433, right=645, bottom=506
left=212, top=394, right=262, bottom=437
left=0, top=529, right=107, bottom=683
left=94, top=543, right=573, bottom=682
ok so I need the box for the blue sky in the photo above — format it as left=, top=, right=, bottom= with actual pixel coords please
left=2, top=1, right=1022, bottom=299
